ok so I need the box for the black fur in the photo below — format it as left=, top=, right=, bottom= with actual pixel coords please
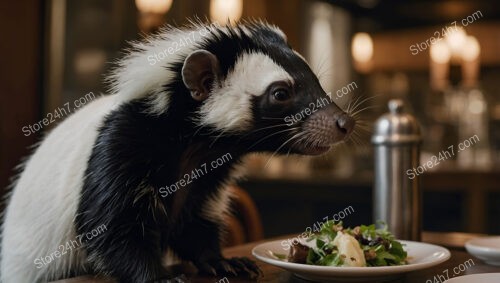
left=75, top=22, right=349, bottom=282
left=76, top=97, right=253, bottom=282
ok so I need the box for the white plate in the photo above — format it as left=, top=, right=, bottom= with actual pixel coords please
left=465, top=236, right=500, bottom=266
left=443, top=273, right=500, bottom=283
left=252, top=239, right=450, bottom=282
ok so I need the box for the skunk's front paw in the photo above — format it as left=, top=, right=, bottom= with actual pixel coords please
left=194, top=257, right=261, bottom=279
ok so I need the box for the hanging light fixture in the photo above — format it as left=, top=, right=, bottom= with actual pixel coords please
left=352, top=32, right=373, bottom=63
left=445, top=27, right=467, bottom=61
left=461, top=35, right=480, bottom=62
left=135, top=0, right=173, bottom=33
left=135, top=0, right=173, bottom=14
left=351, top=32, right=373, bottom=73
left=430, top=40, right=451, bottom=64
left=210, top=0, right=243, bottom=25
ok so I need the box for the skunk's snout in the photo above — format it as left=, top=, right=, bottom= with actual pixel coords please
left=294, top=108, right=355, bottom=155
left=335, top=112, right=355, bottom=139
left=305, top=110, right=354, bottom=144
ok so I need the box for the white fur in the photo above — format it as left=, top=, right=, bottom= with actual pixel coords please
left=108, top=25, right=210, bottom=115
left=198, top=52, right=293, bottom=132
left=108, top=21, right=288, bottom=117
left=0, top=22, right=291, bottom=282
left=0, top=95, right=118, bottom=283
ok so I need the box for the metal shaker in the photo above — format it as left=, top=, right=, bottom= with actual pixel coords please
left=372, top=99, right=422, bottom=240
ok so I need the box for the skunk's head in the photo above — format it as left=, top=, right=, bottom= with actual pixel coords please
left=110, top=20, right=354, bottom=155
left=181, top=22, right=354, bottom=155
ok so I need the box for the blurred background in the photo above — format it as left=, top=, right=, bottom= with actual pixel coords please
left=1, top=0, right=499, bottom=242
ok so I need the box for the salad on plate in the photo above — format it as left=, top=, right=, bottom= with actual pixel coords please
left=284, top=221, right=408, bottom=267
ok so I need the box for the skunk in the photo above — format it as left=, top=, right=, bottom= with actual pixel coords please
left=0, top=20, right=354, bottom=282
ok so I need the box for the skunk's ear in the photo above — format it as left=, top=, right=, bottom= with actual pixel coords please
left=181, top=50, right=220, bottom=102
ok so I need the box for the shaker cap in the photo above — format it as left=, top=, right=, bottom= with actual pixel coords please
left=371, top=99, right=422, bottom=145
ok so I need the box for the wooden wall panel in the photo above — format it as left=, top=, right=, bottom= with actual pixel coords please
left=0, top=1, right=42, bottom=194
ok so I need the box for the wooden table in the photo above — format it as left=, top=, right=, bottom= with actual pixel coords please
left=55, top=232, right=500, bottom=283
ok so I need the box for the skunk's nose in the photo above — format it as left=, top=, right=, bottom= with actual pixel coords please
left=335, top=113, right=355, bottom=139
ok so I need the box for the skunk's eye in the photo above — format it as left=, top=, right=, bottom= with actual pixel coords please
left=273, top=89, right=291, bottom=101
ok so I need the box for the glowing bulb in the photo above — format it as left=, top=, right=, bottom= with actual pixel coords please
left=352, top=33, right=373, bottom=63
left=462, top=36, right=480, bottom=62
left=445, top=27, right=467, bottom=57
left=135, top=0, right=173, bottom=14
left=430, top=40, right=451, bottom=64
left=210, top=0, right=243, bottom=25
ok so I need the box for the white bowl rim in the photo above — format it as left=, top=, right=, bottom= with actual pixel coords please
left=252, top=239, right=451, bottom=274
left=443, top=272, right=500, bottom=282
left=465, top=236, right=500, bottom=253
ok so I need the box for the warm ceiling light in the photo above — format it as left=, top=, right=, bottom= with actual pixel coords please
left=445, top=27, right=467, bottom=57
left=352, top=32, right=373, bottom=63
left=135, top=0, right=173, bottom=14
left=210, top=0, right=243, bottom=25
left=430, top=40, right=451, bottom=64
left=462, top=35, right=480, bottom=62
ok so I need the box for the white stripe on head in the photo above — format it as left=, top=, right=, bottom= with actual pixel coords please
left=108, top=26, right=211, bottom=115
left=197, top=51, right=293, bottom=132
